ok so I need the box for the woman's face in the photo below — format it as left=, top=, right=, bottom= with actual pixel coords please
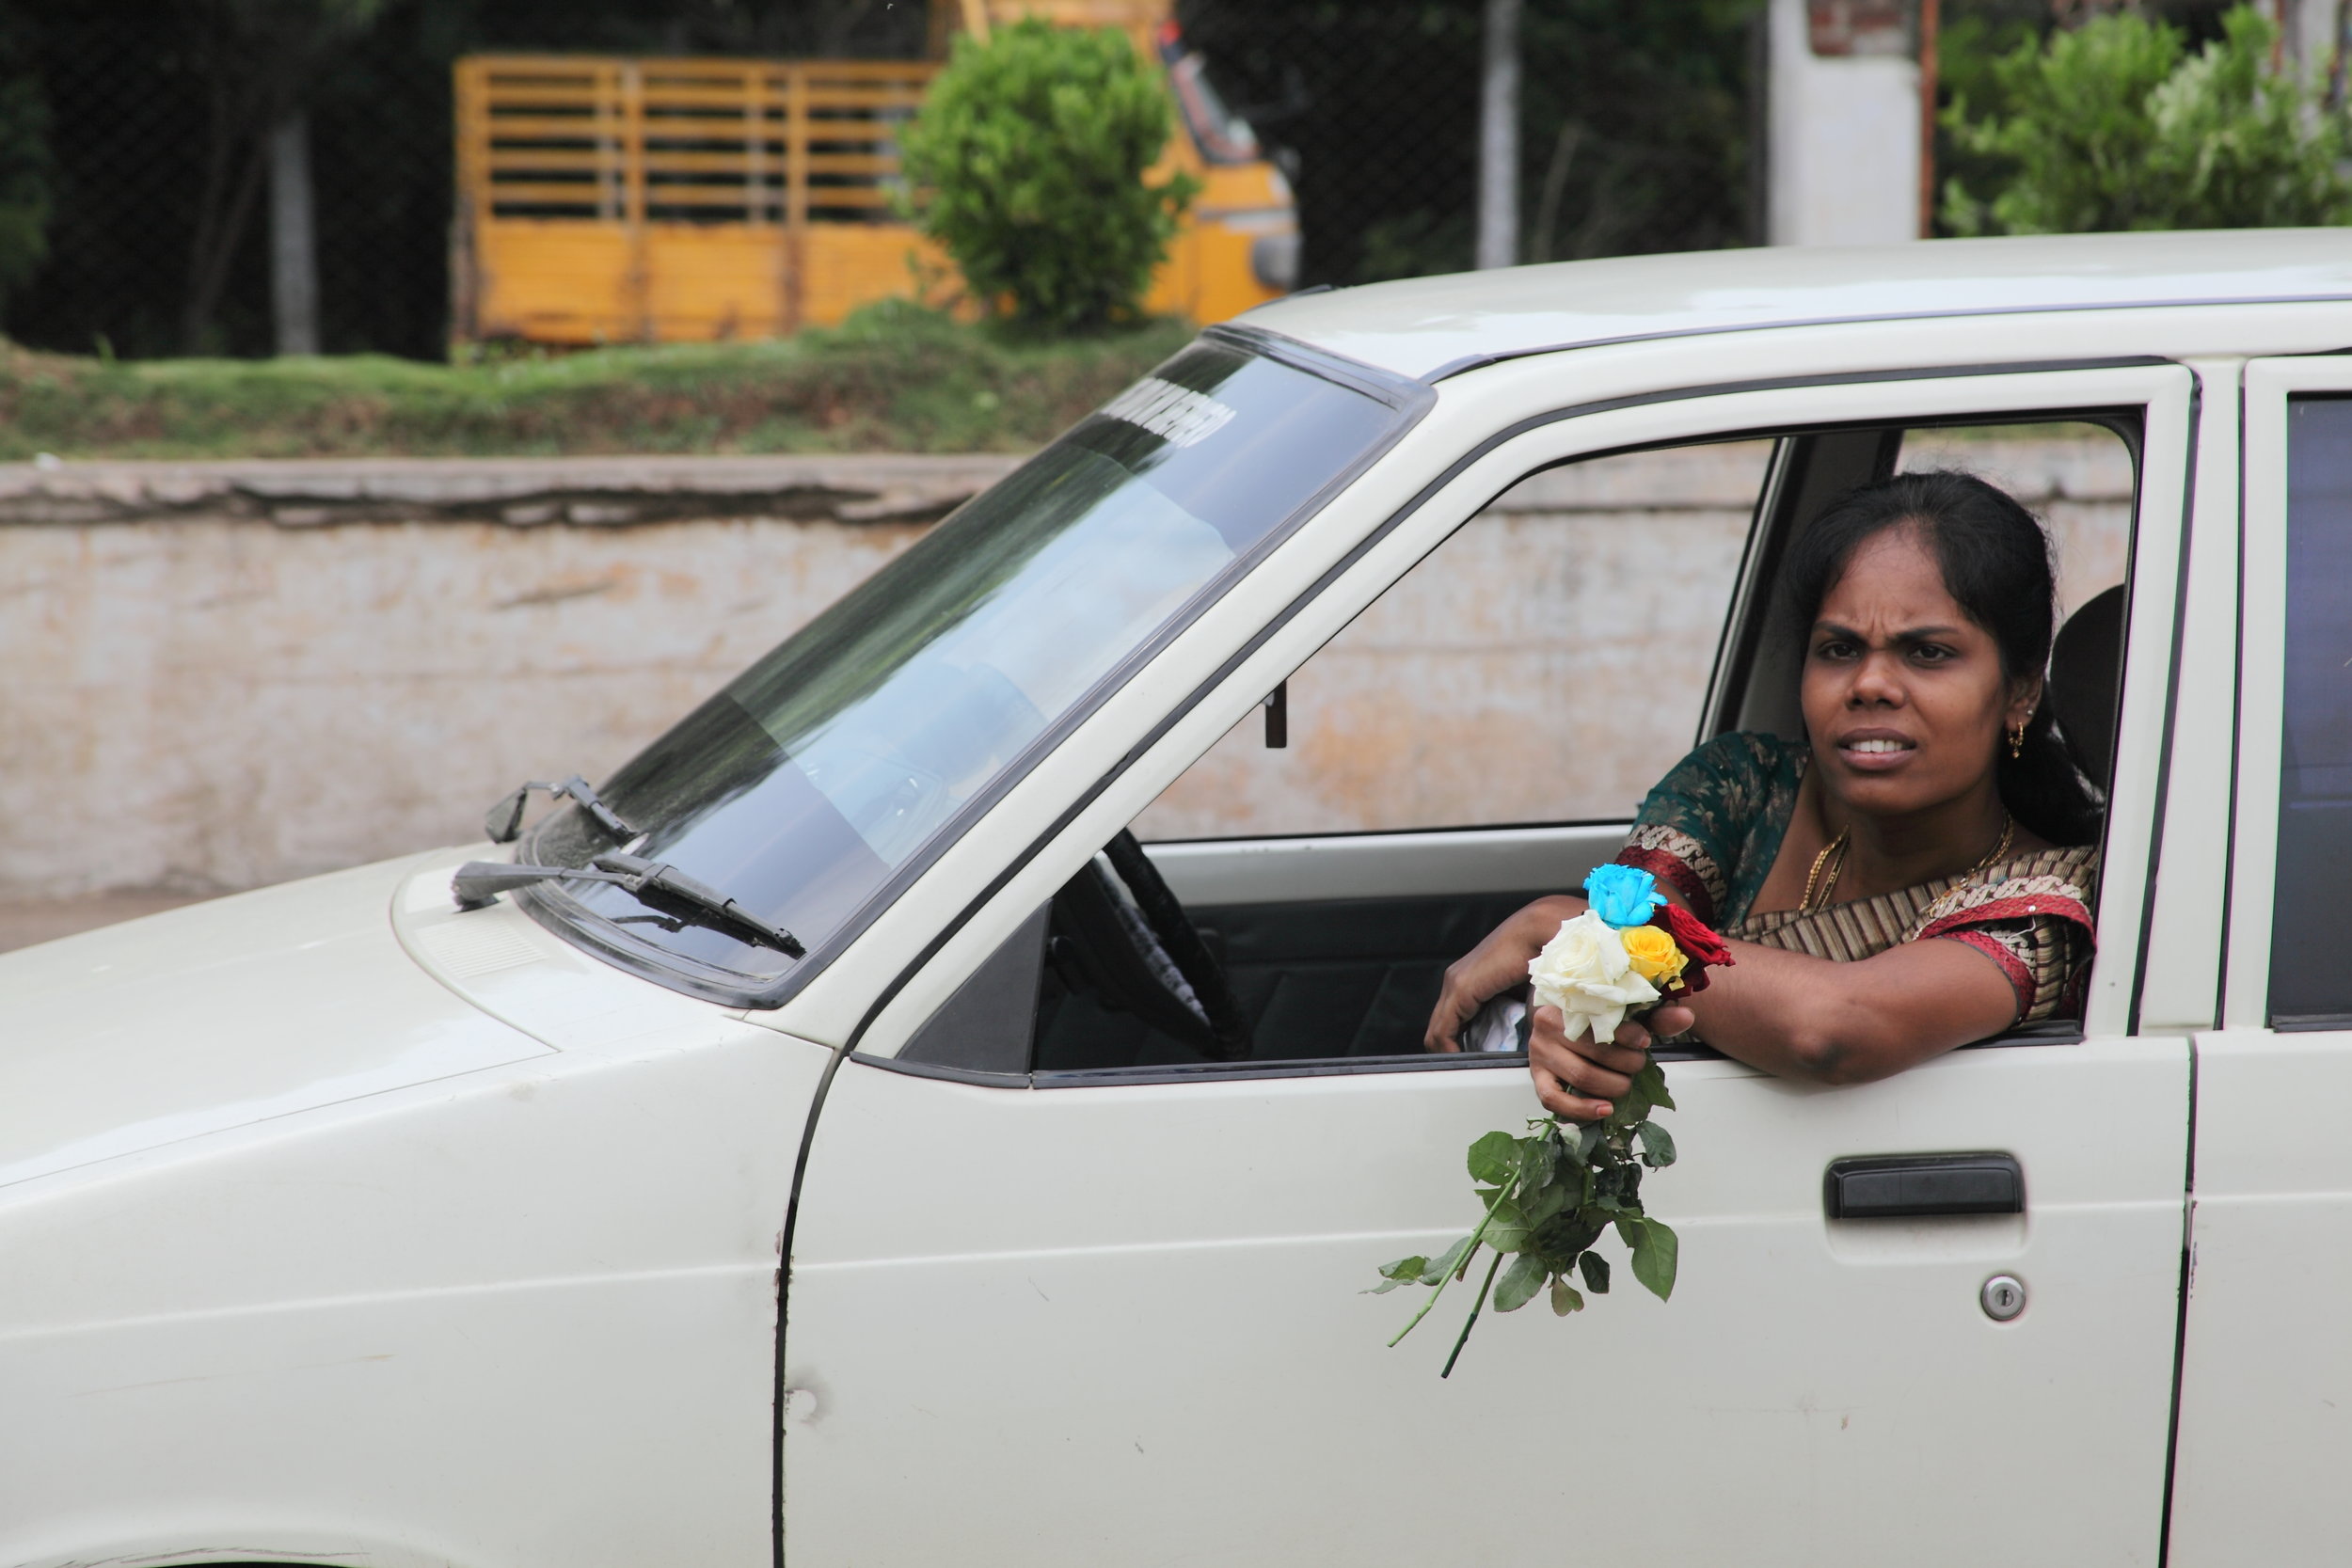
left=1801, top=522, right=2035, bottom=822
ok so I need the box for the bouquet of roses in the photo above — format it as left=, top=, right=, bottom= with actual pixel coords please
left=1370, top=864, right=1732, bottom=1376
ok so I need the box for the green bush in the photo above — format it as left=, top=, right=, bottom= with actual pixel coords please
left=1943, top=4, right=2352, bottom=235
left=0, top=303, right=1191, bottom=459
left=899, top=19, right=1199, bottom=333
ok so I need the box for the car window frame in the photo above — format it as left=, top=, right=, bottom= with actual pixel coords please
left=845, top=357, right=2199, bottom=1084
left=2224, top=356, right=2352, bottom=1029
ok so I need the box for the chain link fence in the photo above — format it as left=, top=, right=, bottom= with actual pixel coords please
left=1, top=0, right=1771, bottom=363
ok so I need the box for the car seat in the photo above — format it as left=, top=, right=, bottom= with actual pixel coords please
left=2045, top=583, right=2125, bottom=796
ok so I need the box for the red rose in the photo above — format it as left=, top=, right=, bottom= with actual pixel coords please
left=1650, top=902, right=1734, bottom=996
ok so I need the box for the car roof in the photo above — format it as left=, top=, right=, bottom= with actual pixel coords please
left=1239, top=229, right=2352, bottom=383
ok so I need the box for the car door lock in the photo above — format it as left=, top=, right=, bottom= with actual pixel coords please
left=1980, top=1274, right=2027, bottom=1322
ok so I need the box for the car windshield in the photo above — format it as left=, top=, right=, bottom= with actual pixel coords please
left=523, top=335, right=1419, bottom=1000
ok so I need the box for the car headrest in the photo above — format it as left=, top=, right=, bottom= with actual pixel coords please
left=2046, top=584, right=2125, bottom=794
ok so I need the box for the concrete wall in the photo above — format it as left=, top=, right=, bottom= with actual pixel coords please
left=2, top=437, right=2132, bottom=901
left=1136, top=430, right=2132, bottom=841
left=3, top=456, right=1009, bottom=900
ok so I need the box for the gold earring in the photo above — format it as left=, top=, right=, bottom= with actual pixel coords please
left=2008, top=721, right=2026, bottom=759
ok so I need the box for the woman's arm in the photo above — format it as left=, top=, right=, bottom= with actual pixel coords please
left=1423, top=894, right=1584, bottom=1053
left=1673, top=935, right=2021, bottom=1083
left=1425, top=892, right=1695, bottom=1121
left=1524, top=932, right=2021, bottom=1119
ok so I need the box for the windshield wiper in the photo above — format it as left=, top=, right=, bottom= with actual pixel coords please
left=484, top=775, right=636, bottom=845
left=451, top=850, right=805, bottom=958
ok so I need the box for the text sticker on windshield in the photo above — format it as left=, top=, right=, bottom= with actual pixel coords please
left=1100, top=377, right=1237, bottom=449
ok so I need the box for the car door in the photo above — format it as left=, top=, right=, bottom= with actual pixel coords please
left=2168, top=356, right=2352, bottom=1565
left=783, top=359, right=2201, bottom=1566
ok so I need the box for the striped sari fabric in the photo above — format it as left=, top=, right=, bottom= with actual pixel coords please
left=1612, top=732, right=2099, bottom=1023
left=1728, top=846, right=2098, bottom=1022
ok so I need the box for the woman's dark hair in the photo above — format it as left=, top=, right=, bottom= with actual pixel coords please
left=1778, top=468, right=2103, bottom=847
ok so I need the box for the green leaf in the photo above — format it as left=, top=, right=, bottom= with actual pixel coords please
left=1634, top=1120, right=1678, bottom=1168
left=1366, top=1254, right=1428, bottom=1293
left=1518, top=1135, right=1559, bottom=1191
left=1530, top=1213, right=1604, bottom=1269
left=1549, top=1276, right=1585, bottom=1316
left=1421, top=1235, right=1475, bottom=1287
left=1576, top=1123, right=1608, bottom=1163
left=1630, top=1216, right=1680, bottom=1302
left=1520, top=1178, right=1571, bottom=1227
left=1614, top=1212, right=1647, bottom=1251
left=1493, top=1251, right=1548, bottom=1313
left=1578, top=1250, right=1612, bottom=1294
left=1594, top=1162, right=1635, bottom=1204
left=1608, top=1083, right=1653, bottom=1127
left=1467, top=1131, right=1519, bottom=1186
left=1632, top=1060, right=1677, bottom=1111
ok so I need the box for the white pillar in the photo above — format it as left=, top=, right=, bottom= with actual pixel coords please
left=2285, top=0, right=2343, bottom=79
left=1767, top=0, right=1920, bottom=246
left=269, top=113, right=321, bottom=357
left=1476, top=0, right=1521, bottom=270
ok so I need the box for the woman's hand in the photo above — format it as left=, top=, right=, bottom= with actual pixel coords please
left=1425, top=895, right=1584, bottom=1053
left=1529, top=1002, right=1696, bottom=1121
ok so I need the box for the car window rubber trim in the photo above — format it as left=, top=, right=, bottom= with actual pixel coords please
left=2130, top=368, right=2206, bottom=1037
left=847, top=1019, right=2087, bottom=1091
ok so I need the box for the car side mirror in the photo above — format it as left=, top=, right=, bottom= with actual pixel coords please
left=1264, top=682, right=1287, bottom=749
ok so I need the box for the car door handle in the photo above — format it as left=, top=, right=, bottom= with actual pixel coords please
left=1823, top=1152, right=2025, bottom=1219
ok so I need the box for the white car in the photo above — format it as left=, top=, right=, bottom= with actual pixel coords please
left=8, top=230, right=2352, bottom=1568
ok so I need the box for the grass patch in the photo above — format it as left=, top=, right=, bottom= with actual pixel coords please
left=0, top=302, right=1193, bottom=460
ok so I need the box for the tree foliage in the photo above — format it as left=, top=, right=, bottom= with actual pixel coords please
left=900, top=19, right=1197, bottom=332
left=0, top=1, right=48, bottom=309
left=1181, top=0, right=1759, bottom=286
left=1944, top=4, right=2352, bottom=234
left=176, top=0, right=393, bottom=349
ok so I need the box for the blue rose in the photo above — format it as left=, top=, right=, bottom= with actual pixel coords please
left=1583, top=863, right=1667, bottom=928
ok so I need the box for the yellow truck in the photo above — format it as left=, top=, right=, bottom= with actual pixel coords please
left=450, top=0, right=1296, bottom=346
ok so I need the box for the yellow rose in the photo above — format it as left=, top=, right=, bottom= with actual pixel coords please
left=1619, top=923, right=1688, bottom=988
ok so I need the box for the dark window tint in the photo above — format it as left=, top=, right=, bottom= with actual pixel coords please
left=2271, top=396, right=2352, bottom=1022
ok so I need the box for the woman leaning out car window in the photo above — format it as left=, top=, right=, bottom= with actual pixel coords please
left=1426, top=471, right=2103, bottom=1119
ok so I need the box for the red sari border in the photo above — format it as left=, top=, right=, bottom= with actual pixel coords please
left=1915, top=892, right=2095, bottom=943
left=1936, top=929, right=2041, bottom=1017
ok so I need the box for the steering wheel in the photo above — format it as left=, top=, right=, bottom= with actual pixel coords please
left=1045, top=830, right=1250, bottom=1061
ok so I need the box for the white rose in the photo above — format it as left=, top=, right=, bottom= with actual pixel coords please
left=1527, top=910, right=1661, bottom=1046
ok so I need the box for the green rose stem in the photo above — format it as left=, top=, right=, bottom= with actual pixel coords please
left=1386, top=1166, right=1519, bottom=1349
left=1439, top=1252, right=1506, bottom=1379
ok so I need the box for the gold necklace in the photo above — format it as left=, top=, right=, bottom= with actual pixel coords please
left=1971, top=814, right=2017, bottom=874
left=1799, top=812, right=2015, bottom=915
left=1799, top=827, right=1850, bottom=914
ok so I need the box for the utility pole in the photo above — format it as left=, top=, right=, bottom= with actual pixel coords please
left=1476, top=0, right=1521, bottom=270
left=1917, top=0, right=1940, bottom=239
left=268, top=113, right=320, bottom=356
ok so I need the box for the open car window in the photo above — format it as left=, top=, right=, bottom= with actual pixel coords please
left=1132, top=440, right=1774, bottom=839
left=897, top=412, right=2143, bottom=1084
